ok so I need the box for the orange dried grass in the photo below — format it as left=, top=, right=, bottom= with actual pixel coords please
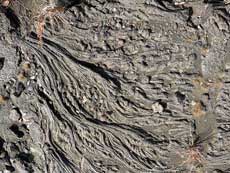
left=180, top=146, right=206, bottom=165
left=1, top=0, right=66, bottom=45
left=177, top=145, right=207, bottom=172
left=36, top=6, right=65, bottom=46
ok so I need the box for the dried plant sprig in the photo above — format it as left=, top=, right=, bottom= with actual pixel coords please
left=35, top=6, right=65, bottom=46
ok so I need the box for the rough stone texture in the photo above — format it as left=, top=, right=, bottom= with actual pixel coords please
left=0, top=0, right=230, bottom=172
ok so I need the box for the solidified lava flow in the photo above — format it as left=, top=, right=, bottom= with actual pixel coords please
left=0, top=0, right=230, bottom=172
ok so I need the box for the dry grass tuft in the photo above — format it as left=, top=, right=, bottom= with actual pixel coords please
left=36, top=6, right=65, bottom=46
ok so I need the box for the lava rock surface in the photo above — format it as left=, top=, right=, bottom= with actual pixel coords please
left=0, top=0, right=230, bottom=172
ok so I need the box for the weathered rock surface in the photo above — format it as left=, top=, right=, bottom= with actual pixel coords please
left=0, top=0, right=230, bottom=172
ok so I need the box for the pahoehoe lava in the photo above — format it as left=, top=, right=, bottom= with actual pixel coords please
left=0, top=0, right=230, bottom=172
